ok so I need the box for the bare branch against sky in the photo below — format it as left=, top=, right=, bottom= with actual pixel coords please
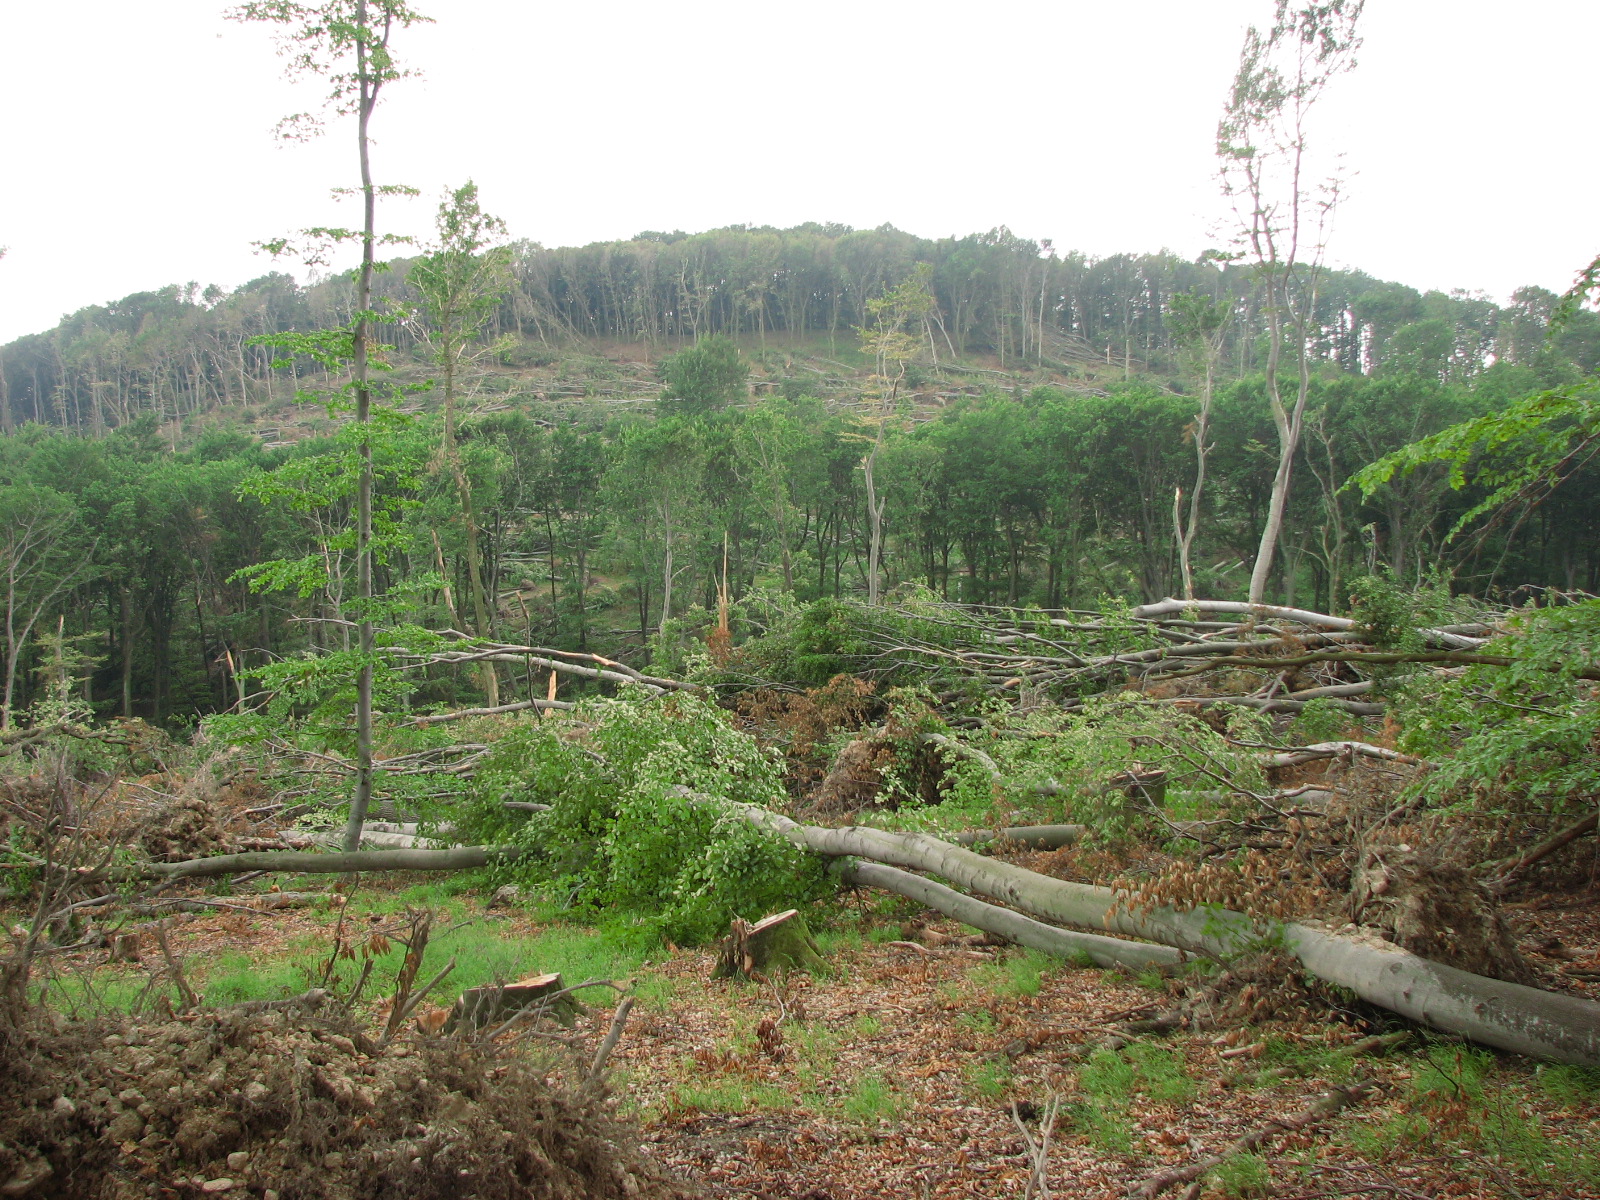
left=0, top=0, right=1591, bottom=342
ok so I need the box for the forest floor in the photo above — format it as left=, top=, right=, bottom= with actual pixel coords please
left=12, top=867, right=1599, bottom=1200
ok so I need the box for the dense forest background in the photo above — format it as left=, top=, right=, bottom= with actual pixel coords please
left=1, top=222, right=1597, bottom=727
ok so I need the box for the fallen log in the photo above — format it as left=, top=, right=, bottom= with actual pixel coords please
left=842, top=861, right=1180, bottom=970
left=727, top=803, right=1600, bottom=1066
left=124, top=845, right=530, bottom=881
left=119, top=810, right=1600, bottom=1064
left=1129, top=597, right=1488, bottom=650
left=950, top=825, right=1085, bottom=849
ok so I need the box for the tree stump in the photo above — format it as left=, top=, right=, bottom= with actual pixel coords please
left=1108, top=766, right=1167, bottom=809
left=444, top=972, right=581, bottom=1033
left=714, top=910, right=827, bottom=979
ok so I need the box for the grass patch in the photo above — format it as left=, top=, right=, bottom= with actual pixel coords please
left=1340, top=1046, right=1600, bottom=1191
left=853, top=1014, right=883, bottom=1038
left=1536, top=1063, right=1600, bottom=1104
left=1210, top=1151, right=1271, bottom=1197
left=674, top=1079, right=791, bottom=1114
left=957, top=1010, right=997, bottom=1035
left=1069, top=1043, right=1194, bottom=1154
left=840, top=1073, right=905, bottom=1124
left=966, top=1059, right=1011, bottom=1101
left=1254, top=1036, right=1354, bottom=1084
left=968, top=949, right=1054, bottom=999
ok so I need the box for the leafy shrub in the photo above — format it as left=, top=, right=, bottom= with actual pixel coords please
left=1396, top=598, right=1600, bottom=815
left=462, top=693, right=827, bottom=944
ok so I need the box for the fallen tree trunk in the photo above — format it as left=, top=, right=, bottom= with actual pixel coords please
left=950, top=824, right=1085, bottom=849
left=843, top=861, right=1180, bottom=970
left=123, top=808, right=1600, bottom=1064
left=1129, top=597, right=1488, bottom=650
left=125, top=845, right=530, bottom=881
left=729, top=804, right=1600, bottom=1066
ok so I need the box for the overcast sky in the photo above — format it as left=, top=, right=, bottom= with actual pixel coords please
left=1, top=1, right=1593, bottom=344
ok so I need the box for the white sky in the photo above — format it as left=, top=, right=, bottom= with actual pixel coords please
left=0, top=1, right=1594, bottom=344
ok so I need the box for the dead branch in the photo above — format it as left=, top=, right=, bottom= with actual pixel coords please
left=411, top=698, right=575, bottom=724
left=1129, top=1078, right=1383, bottom=1199
left=586, top=995, right=637, bottom=1084
left=1486, top=809, right=1599, bottom=891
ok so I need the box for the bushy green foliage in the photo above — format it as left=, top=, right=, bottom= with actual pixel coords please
left=463, top=693, right=826, bottom=943
left=887, top=694, right=1271, bottom=841
left=658, top=335, right=749, bottom=417
left=1396, top=599, right=1600, bottom=814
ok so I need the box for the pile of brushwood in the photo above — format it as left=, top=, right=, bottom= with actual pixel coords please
left=0, top=999, right=690, bottom=1200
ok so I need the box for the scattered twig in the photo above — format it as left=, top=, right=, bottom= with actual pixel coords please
left=1129, top=1079, right=1384, bottom=1199
left=150, top=924, right=199, bottom=1012
left=1011, top=1092, right=1062, bottom=1200
left=586, top=995, right=636, bottom=1084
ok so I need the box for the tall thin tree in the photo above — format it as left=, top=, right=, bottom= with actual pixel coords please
left=231, top=0, right=431, bottom=852
left=1217, top=0, right=1362, bottom=605
left=411, top=181, right=513, bottom=704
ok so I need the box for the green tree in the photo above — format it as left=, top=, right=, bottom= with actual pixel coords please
left=231, top=0, right=431, bottom=852
left=0, top=485, right=94, bottom=729
left=1217, top=0, right=1363, bottom=604
left=410, top=181, right=513, bottom=704
left=659, top=335, right=748, bottom=418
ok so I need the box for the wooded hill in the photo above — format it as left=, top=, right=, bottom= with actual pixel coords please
left=6, top=224, right=1600, bottom=432
left=0, top=224, right=1596, bottom=728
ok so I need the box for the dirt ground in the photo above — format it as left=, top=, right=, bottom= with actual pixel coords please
left=8, top=875, right=1597, bottom=1200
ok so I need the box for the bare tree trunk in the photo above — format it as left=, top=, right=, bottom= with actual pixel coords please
left=342, top=0, right=378, bottom=855
left=863, top=430, right=886, bottom=606
left=658, top=495, right=674, bottom=639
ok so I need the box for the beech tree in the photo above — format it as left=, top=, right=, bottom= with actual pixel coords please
left=231, top=0, right=431, bottom=852
left=410, top=181, right=513, bottom=704
left=0, top=486, right=93, bottom=729
left=1218, top=0, right=1363, bottom=604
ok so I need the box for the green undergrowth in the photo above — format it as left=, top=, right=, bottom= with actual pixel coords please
left=460, top=693, right=829, bottom=944
left=1069, top=1042, right=1195, bottom=1155
left=36, top=899, right=654, bottom=1017
left=967, top=948, right=1057, bottom=999
left=1340, top=1046, right=1600, bottom=1189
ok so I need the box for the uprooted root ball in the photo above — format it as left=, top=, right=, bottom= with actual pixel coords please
left=0, top=1008, right=694, bottom=1200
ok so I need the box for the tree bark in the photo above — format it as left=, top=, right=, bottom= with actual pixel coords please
left=727, top=803, right=1600, bottom=1066
left=714, top=909, right=827, bottom=978
left=342, top=0, right=378, bottom=855
left=130, top=845, right=529, bottom=881
left=843, top=861, right=1179, bottom=969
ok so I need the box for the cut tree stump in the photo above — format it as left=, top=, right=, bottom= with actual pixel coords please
left=445, top=972, right=580, bottom=1033
left=714, top=909, right=827, bottom=979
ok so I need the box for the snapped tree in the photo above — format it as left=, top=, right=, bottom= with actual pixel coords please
left=1217, top=0, right=1363, bottom=605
